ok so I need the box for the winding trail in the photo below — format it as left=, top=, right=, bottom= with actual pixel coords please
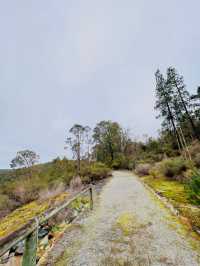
left=43, top=171, right=200, bottom=266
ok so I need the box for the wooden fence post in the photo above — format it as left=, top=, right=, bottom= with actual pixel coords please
left=0, top=187, right=92, bottom=265
left=22, top=222, right=38, bottom=266
left=89, top=186, right=93, bottom=210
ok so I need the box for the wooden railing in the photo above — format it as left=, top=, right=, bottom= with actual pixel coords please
left=0, top=186, right=93, bottom=266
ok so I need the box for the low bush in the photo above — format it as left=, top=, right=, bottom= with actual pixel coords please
left=188, top=140, right=200, bottom=168
left=0, top=194, right=18, bottom=219
left=111, top=155, right=129, bottom=170
left=193, top=153, right=200, bottom=168
left=159, top=158, right=189, bottom=180
left=135, top=163, right=152, bottom=176
left=69, top=176, right=83, bottom=191
left=88, top=162, right=111, bottom=181
left=179, top=205, right=200, bottom=229
left=149, top=163, right=163, bottom=178
left=189, top=140, right=200, bottom=158
left=0, top=159, right=111, bottom=219
left=186, top=172, right=200, bottom=205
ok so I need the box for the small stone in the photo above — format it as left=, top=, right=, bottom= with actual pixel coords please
left=15, top=242, right=24, bottom=256
left=38, top=228, right=49, bottom=239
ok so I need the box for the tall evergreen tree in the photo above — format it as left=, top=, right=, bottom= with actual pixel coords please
left=167, top=67, right=199, bottom=140
left=191, top=86, right=200, bottom=120
left=155, top=69, right=182, bottom=150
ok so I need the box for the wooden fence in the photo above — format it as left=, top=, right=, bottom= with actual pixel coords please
left=0, top=186, right=93, bottom=266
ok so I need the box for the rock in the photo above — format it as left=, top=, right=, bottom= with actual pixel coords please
left=15, top=242, right=24, bottom=256
left=38, top=228, right=49, bottom=239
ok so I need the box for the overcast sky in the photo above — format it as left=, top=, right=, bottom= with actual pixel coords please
left=1, top=1, right=200, bottom=168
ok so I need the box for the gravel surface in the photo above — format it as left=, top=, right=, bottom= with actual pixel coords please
left=42, top=171, right=200, bottom=266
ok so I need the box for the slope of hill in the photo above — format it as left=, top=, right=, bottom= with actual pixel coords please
left=0, top=159, right=111, bottom=219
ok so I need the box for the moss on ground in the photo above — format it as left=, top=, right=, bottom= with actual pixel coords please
left=142, top=175, right=200, bottom=244
left=0, top=192, right=69, bottom=238
left=116, top=213, right=138, bottom=236
left=142, top=175, right=188, bottom=204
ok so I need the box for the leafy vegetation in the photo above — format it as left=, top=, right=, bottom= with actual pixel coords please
left=131, top=67, right=200, bottom=231
left=186, top=172, right=200, bottom=205
left=0, top=159, right=110, bottom=220
left=0, top=191, right=70, bottom=238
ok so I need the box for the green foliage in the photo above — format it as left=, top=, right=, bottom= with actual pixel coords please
left=186, top=172, right=200, bottom=205
left=111, top=154, right=129, bottom=169
left=135, top=163, right=152, bottom=176
left=10, top=150, right=39, bottom=169
left=159, top=158, right=189, bottom=180
left=179, top=206, right=200, bottom=229
left=93, top=121, right=132, bottom=168
left=65, top=124, right=91, bottom=174
left=88, top=162, right=111, bottom=181
left=188, top=140, right=200, bottom=167
left=0, top=159, right=110, bottom=219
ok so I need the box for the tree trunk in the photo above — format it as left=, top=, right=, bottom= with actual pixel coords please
left=175, top=82, right=200, bottom=140
left=166, top=102, right=182, bottom=151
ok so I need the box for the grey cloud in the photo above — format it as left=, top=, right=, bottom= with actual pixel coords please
left=0, top=0, right=200, bottom=167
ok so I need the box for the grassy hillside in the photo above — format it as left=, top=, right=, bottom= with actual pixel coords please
left=0, top=158, right=111, bottom=220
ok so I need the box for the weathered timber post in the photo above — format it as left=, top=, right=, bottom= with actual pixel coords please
left=89, top=186, right=93, bottom=210
left=22, top=222, right=38, bottom=266
left=0, top=187, right=92, bottom=265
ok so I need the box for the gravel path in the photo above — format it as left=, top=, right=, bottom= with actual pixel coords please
left=43, top=171, right=200, bottom=266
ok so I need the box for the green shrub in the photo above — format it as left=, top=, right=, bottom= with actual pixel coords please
left=81, top=175, right=91, bottom=184
left=149, top=163, right=163, bottom=178
left=159, top=158, right=189, bottom=180
left=186, top=172, right=200, bottom=205
left=194, top=153, right=200, bottom=168
left=0, top=159, right=111, bottom=219
left=189, top=140, right=200, bottom=158
left=88, top=162, right=111, bottom=181
left=111, top=154, right=128, bottom=169
left=179, top=205, right=200, bottom=229
left=6, top=177, right=44, bottom=204
left=135, top=163, right=152, bottom=176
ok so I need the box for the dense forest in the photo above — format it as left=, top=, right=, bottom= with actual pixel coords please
left=0, top=66, right=200, bottom=230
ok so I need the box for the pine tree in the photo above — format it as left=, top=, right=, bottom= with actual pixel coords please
left=167, top=67, right=199, bottom=140
left=155, top=70, right=182, bottom=151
